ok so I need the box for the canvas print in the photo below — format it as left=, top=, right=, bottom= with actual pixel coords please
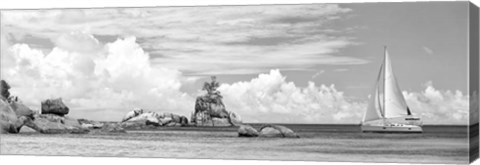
left=0, top=1, right=479, bottom=164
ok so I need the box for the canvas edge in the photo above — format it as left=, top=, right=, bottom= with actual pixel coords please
left=469, top=1, right=480, bottom=164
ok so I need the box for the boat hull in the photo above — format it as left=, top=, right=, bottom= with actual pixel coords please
left=361, top=125, right=423, bottom=133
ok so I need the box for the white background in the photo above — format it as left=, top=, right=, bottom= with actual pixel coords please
left=1, top=0, right=479, bottom=165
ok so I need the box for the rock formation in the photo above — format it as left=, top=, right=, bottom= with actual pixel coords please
left=237, top=124, right=299, bottom=138
left=0, top=80, right=34, bottom=133
left=191, top=76, right=242, bottom=126
left=0, top=80, right=121, bottom=134
left=121, top=108, right=189, bottom=129
left=41, top=98, right=69, bottom=116
left=238, top=124, right=259, bottom=137
left=121, top=108, right=143, bottom=122
left=259, top=125, right=299, bottom=138
left=0, top=99, right=30, bottom=133
left=25, top=114, right=89, bottom=134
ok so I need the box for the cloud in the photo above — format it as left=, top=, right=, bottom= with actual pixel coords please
left=3, top=33, right=195, bottom=121
left=218, top=69, right=366, bottom=124
left=403, top=81, right=468, bottom=125
left=422, top=46, right=434, bottom=55
left=53, top=31, right=102, bottom=53
left=312, top=70, right=325, bottom=79
left=1, top=5, right=367, bottom=76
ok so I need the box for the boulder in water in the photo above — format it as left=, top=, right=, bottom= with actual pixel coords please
left=41, top=98, right=69, bottom=116
left=259, top=126, right=283, bottom=138
left=238, top=124, right=259, bottom=137
left=259, top=125, right=299, bottom=138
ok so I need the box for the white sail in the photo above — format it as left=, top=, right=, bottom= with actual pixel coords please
left=363, top=65, right=384, bottom=122
left=363, top=47, right=411, bottom=123
left=383, top=49, right=410, bottom=118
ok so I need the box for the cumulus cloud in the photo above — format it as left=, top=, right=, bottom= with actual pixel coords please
left=403, top=81, right=469, bottom=125
left=218, top=69, right=366, bottom=124
left=3, top=33, right=194, bottom=121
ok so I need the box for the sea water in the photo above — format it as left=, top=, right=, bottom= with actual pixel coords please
left=0, top=124, right=469, bottom=164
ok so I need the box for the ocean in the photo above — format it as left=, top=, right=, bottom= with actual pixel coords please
left=0, top=124, right=469, bottom=164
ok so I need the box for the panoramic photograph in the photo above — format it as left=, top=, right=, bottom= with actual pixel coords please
left=0, top=1, right=475, bottom=164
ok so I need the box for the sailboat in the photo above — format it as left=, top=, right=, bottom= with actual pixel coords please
left=361, top=47, right=423, bottom=133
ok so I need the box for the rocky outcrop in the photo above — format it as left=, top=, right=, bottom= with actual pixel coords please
left=238, top=124, right=259, bottom=137
left=259, top=125, right=299, bottom=138
left=121, top=109, right=189, bottom=129
left=0, top=99, right=30, bottom=133
left=41, top=98, right=69, bottom=116
left=24, top=114, right=89, bottom=134
left=121, top=108, right=143, bottom=122
left=192, top=96, right=242, bottom=126
left=191, top=76, right=242, bottom=127
left=0, top=80, right=98, bottom=134
left=0, top=80, right=35, bottom=134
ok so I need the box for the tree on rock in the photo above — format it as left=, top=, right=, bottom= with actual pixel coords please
left=203, top=76, right=221, bottom=96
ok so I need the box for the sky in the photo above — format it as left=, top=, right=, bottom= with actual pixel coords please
left=0, top=2, right=472, bottom=124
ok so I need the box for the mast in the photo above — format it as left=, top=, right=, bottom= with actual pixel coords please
left=383, top=46, right=387, bottom=125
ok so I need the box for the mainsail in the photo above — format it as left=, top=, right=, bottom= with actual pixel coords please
left=362, top=47, right=411, bottom=123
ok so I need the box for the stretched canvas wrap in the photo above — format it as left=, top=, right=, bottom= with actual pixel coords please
left=0, top=1, right=479, bottom=164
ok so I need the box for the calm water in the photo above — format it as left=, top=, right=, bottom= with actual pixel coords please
left=0, top=124, right=469, bottom=164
